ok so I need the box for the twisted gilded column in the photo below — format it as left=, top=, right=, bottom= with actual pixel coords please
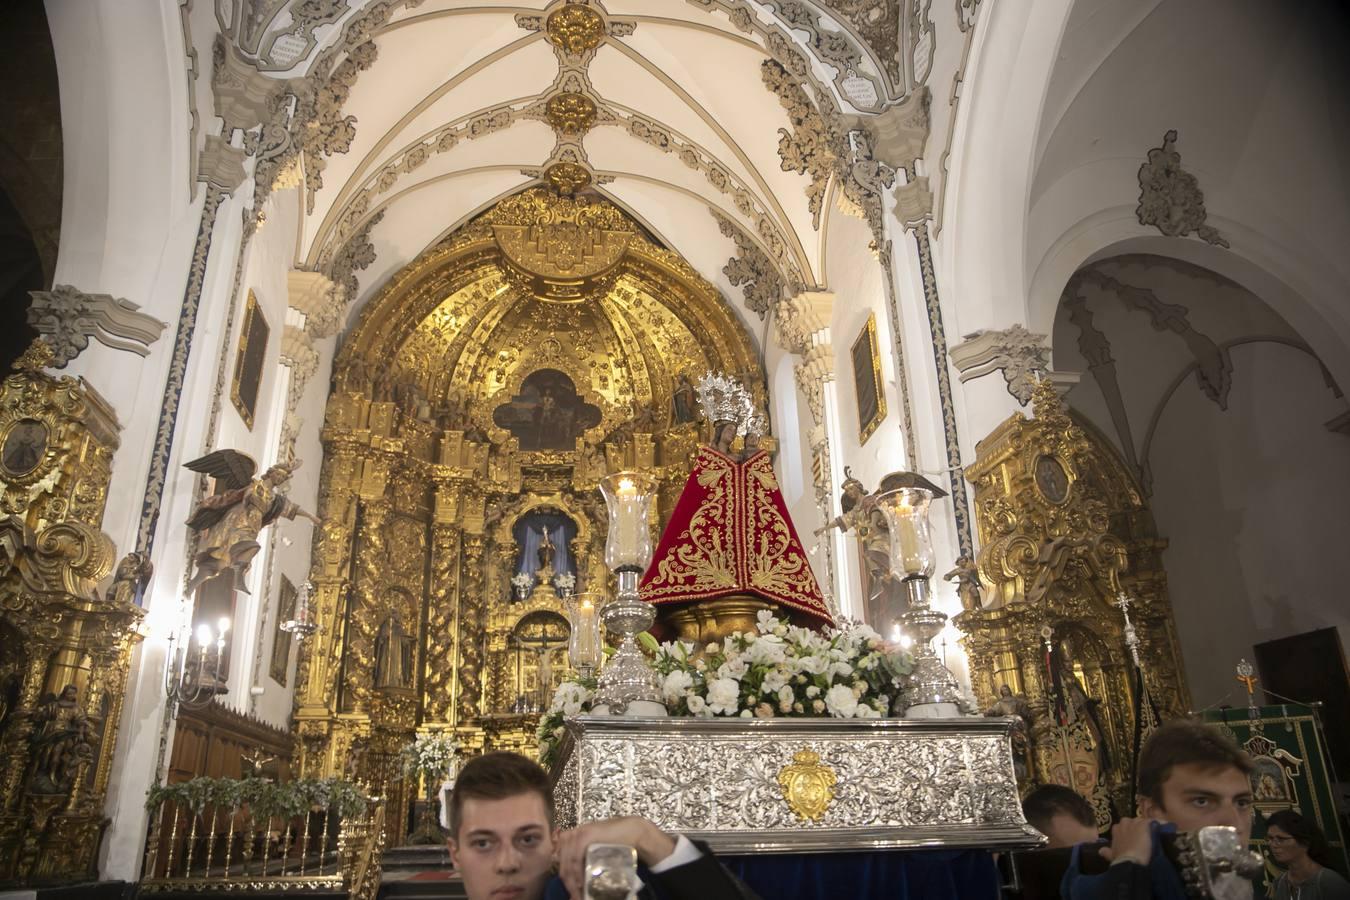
left=346, top=499, right=389, bottom=714
left=424, top=523, right=462, bottom=724
left=456, top=535, right=486, bottom=722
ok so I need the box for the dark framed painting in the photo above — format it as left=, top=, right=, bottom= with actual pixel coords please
left=491, top=368, right=602, bottom=451
left=269, top=576, right=296, bottom=687
left=851, top=313, right=887, bottom=444
left=231, top=290, right=270, bottom=429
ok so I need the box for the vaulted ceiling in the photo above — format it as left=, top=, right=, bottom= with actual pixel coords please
left=222, top=0, right=930, bottom=340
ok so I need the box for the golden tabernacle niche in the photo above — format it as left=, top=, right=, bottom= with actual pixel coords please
left=956, top=379, right=1190, bottom=827
left=293, top=188, right=766, bottom=843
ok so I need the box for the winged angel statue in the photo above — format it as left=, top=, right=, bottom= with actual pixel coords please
left=184, top=450, right=318, bottom=593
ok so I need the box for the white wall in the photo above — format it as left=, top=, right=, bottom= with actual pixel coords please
left=1150, top=343, right=1350, bottom=709
left=1052, top=255, right=1350, bottom=709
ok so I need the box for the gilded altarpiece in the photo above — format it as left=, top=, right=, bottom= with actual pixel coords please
left=293, top=189, right=765, bottom=843
left=0, top=343, right=144, bottom=884
left=955, top=380, right=1189, bottom=822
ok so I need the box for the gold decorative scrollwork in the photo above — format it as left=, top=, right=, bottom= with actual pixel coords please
left=545, top=92, right=597, bottom=135
left=295, top=186, right=765, bottom=841
left=957, top=379, right=1189, bottom=812
left=777, top=749, right=837, bottom=822
left=0, top=361, right=142, bottom=883
left=545, top=5, right=605, bottom=54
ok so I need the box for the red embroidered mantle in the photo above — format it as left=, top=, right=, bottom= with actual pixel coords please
left=640, top=446, right=832, bottom=630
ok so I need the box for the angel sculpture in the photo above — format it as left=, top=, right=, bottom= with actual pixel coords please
left=108, top=551, right=153, bottom=606
left=184, top=450, right=319, bottom=593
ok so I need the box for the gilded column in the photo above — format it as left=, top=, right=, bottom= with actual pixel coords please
left=456, top=535, right=486, bottom=722
left=424, top=523, right=461, bottom=724
left=346, top=499, right=389, bottom=715
left=0, top=652, right=53, bottom=811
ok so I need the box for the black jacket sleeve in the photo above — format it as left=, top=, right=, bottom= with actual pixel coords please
left=641, top=840, right=761, bottom=900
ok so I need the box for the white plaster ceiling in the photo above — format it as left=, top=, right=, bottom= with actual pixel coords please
left=250, top=0, right=913, bottom=343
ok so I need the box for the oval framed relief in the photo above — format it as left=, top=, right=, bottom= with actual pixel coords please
left=1033, top=454, right=1071, bottom=505
left=0, top=417, right=49, bottom=478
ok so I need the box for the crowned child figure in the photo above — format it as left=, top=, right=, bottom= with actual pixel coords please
left=640, top=373, right=832, bottom=643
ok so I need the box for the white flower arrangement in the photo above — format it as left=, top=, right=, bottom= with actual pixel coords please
left=510, top=572, right=534, bottom=597
left=537, top=611, right=914, bottom=766
left=553, top=572, right=577, bottom=597
left=401, top=732, right=460, bottom=781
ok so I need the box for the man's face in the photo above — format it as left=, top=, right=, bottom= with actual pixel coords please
left=1040, top=812, right=1100, bottom=849
left=1139, top=763, right=1254, bottom=843
left=450, top=792, right=556, bottom=900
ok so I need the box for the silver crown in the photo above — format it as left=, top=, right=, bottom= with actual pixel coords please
left=695, top=372, right=764, bottom=437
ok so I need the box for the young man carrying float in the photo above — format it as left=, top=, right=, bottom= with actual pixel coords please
left=1063, top=720, right=1257, bottom=899
left=446, top=751, right=758, bottom=900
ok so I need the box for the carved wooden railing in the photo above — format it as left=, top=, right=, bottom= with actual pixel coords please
left=138, top=779, right=384, bottom=899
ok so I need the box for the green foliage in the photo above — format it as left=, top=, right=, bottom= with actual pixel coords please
left=146, top=777, right=368, bottom=820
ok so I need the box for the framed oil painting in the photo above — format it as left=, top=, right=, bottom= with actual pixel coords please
left=231, top=290, right=270, bottom=429
left=491, top=368, right=602, bottom=451
left=851, top=313, right=887, bottom=444
left=269, top=576, right=296, bottom=686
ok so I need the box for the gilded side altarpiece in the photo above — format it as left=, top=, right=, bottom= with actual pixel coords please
left=293, top=189, right=766, bottom=843
left=0, top=342, right=145, bottom=884
left=956, top=379, right=1190, bottom=824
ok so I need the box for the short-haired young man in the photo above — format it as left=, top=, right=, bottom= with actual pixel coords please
left=1022, top=784, right=1100, bottom=849
left=447, top=751, right=757, bottom=900
left=1062, top=719, right=1255, bottom=899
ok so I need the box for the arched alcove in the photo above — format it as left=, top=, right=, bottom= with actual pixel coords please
left=1051, top=253, right=1350, bottom=707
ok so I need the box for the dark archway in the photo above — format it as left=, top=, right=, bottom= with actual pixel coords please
left=0, top=0, right=62, bottom=373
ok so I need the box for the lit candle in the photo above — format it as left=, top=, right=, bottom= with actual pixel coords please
left=877, top=487, right=935, bottom=578
left=575, top=597, right=597, bottom=662
left=598, top=472, right=656, bottom=572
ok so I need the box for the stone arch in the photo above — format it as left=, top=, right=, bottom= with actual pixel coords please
left=1049, top=249, right=1350, bottom=709
left=1030, top=220, right=1350, bottom=397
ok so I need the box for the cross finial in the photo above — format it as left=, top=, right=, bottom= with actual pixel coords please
left=1235, top=658, right=1258, bottom=696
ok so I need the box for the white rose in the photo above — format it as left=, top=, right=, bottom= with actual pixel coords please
left=662, top=669, right=694, bottom=704
left=755, top=702, right=774, bottom=718
left=777, top=685, right=795, bottom=712
left=686, top=694, right=709, bottom=715
left=855, top=703, right=881, bottom=719
left=811, top=699, right=825, bottom=714
left=824, top=684, right=859, bottom=718
left=805, top=685, right=820, bottom=698
left=739, top=708, right=754, bottom=718
left=706, top=677, right=741, bottom=716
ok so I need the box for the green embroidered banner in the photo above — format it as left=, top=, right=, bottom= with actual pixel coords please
left=1202, top=704, right=1349, bottom=891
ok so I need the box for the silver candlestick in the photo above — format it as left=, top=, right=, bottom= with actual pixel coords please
left=874, top=475, right=962, bottom=714
left=592, top=472, right=666, bottom=716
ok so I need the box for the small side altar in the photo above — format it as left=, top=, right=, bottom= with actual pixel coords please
left=551, top=715, right=1040, bottom=853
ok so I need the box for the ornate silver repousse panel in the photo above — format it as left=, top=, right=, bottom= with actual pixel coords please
left=553, top=716, right=1043, bottom=853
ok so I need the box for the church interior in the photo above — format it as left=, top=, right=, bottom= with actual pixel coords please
left=0, top=0, right=1347, bottom=897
